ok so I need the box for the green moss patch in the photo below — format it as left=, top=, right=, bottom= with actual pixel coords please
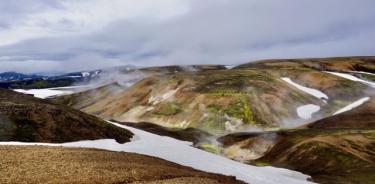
left=198, top=143, right=222, bottom=154
left=224, top=98, right=255, bottom=124
left=153, top=102, right=182, bottom=116
left=207, top=104, right=221, bottom=113
left=254, top=161, right=271, bottom=166
left=200, top=114, right=226, bottom=134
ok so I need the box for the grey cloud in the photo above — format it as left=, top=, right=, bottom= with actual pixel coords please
left=0, top=0, right=375, bottom=73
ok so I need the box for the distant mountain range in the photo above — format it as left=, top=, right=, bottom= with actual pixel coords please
left=0, top=70, right=102, bottom=82
left=0, top=64, right=141, bottom=89
left=0, top=70, right=102, bottom=89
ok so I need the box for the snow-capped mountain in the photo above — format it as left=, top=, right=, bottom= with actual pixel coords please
left=0, top=70, right=102, bottom=82
left=0, top=70, right=102, bottom=89
left=0, top=72, right=42, bottom=82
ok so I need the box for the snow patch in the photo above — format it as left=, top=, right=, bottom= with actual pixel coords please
left=67, top=75, right=82, bottom=78
left=82, top=72, right=90, bottom=77
left=0, top=121, right=314, bottom=184
left=14, top=89, right=73, bottom=99
left=296, top=104, right=320, bottom=119
left=13, top=85, right=93, bottom=99
left=325, top=72, right=375, bottom=88
left=225, top=65, right=236, bottom=69
left=333, top=97, right=370, bottom=115
left=281, top=78, right=328, bottom=100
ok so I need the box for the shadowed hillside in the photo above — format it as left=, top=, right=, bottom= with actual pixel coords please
left=0, top=89, right=133, bottom=143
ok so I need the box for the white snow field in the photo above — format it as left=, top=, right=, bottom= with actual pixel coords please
left=225, top=65, right=236, bottom=69
left=281, top=77, right=329, bottom=100
left=14, top=88, right=73, bottom=98
left=296, top=104, right=321, bottom=119
left=333, top=97, right=370, bottom=115
left=326, top=72, right=375, bottom=88
left=0, top=121, right=314, bottom=184
left=13, top=85, right=92, bottom=98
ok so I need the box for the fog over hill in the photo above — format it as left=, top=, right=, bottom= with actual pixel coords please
left=1, top=1, right=375, bottom=184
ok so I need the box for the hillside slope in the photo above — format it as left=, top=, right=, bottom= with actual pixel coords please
left=53, top=57, right=372, bottom=135
left=47, top=56, right=375, bottom=183
left=0, top=88, right=133, bottom=143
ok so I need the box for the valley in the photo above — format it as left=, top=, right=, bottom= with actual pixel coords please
left=2, top=56, right=375, bottom=184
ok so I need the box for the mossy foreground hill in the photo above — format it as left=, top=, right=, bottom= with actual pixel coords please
left=0, top=146, right=243, bottom=184
left=53, top=56, right=374, bottom=134
left=0, top=89, right=133, bottom=143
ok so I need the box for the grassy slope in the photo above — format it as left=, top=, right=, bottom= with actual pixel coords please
left=0, top=88, right=133, bottom=143
left=0, top=145, right=243, bottom=184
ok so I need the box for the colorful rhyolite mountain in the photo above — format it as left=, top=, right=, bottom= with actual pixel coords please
left=51, top=56, right=375, bottom=184
left=54, top=57, right=374, bottom=133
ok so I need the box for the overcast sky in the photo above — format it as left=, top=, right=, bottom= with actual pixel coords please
left=0, top=0, right=374, bottom=73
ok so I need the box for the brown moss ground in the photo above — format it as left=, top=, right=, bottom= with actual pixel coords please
left=0, top=88, right=133, bottom=143
left=0, top=146, right=244, bottom=184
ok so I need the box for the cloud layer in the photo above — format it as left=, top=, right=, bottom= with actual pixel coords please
left=0, top=0, right=375, bottom=73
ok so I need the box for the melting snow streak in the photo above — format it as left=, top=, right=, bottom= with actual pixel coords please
left=333, top=97, right=370, bottom=115
left=326, top=72, right=375, bottom=88
left=281, top=78, right=328, bottom=100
